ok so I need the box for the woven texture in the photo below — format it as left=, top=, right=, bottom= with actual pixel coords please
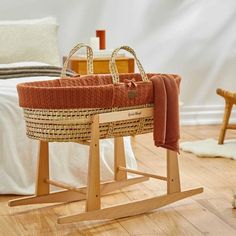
left=23, top=105, right=154, bottom=141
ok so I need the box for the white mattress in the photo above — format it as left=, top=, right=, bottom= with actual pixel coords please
left=0, top=74, right=137, bottom=195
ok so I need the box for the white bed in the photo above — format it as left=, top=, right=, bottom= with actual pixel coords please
left=0, top=17, right=137, bottom=195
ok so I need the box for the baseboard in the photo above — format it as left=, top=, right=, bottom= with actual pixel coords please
left=180, top=105, right=236, bottom=125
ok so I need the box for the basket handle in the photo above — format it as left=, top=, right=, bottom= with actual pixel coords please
left=109, top=46, right=149, bottom=84
left=61, top=43, right=94, bottom=78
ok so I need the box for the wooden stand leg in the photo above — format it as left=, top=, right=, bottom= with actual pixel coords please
left=167, top=150, right=180, bottom=194
left=9, top=140, right=50, bottom=206
left=114, top=137, right=127, bottom=181
left=218, top=101, right=233, bottom=144
left=36, top=141, right=50, bottom=195
left=86, top=115, right=101, bottom=211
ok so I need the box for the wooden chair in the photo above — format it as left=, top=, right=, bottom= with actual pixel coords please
left=217, top=88, right=236, bottom=144
left=8, top=107, right=203, bottom=224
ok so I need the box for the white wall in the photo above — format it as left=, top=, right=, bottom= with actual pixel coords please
left=1, top=0, right=236, bottom=125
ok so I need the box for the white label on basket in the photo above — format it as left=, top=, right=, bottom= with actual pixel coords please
left=128, top=111, right=142, bottom=117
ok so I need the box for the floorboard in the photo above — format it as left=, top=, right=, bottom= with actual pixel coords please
left=1, top=125, right=236, bottom=235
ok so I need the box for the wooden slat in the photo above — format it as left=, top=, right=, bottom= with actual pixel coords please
left=86, top=115, right=101, bottom=211
left=226, top=124, right=236, bottom=130
left=118, top=166, right=167, bottom=181
left=8, top=190, right=85, bottom=206
left=46, top=179, right=86, bottom=194
left=99, top=107, right=153, bottom=123
left=35, top=141, right=49, bottom=196
left=114, top=137, right=127, bottom=181
left=58, top=187, right=203, bottom=223
left=100, top=176, right=149, bottom=194
left=75, top=140, right=90, bottom=146
left=9, top=177, right=149, bottom=207
left=176, top=201, right=236, bottom=235
left=167, top=150, right=181, bottom=194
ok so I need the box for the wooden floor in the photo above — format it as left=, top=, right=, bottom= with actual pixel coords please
left=1, top=125, right=236, bottom=235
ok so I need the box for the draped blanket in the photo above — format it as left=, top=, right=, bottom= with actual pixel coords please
left=151, top=74, right=181, bottom=153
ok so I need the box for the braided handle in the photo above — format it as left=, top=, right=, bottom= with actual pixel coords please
left=109, top=46, right=148, bottom=84
left=61, top=43, right=94, bottom=78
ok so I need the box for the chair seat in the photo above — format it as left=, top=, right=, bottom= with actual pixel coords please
left=217, top=88, right=236, bottom=103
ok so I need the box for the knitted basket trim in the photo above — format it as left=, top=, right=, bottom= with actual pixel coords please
left=17, top=73, right=180, bottom=109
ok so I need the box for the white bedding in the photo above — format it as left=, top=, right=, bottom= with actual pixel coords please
left=0, top=74, right=137, bottom=195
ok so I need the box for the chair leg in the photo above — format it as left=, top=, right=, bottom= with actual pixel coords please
left=114, top=137, right=127, bottom=181
left=167, top=150, right=181, bottom=194
left=86, top=115, right=101, bottom=211
left=218, top=101, right=233, bottom=144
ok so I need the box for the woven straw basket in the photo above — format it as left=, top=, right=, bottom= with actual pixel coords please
left=17, top=43, right=155, bottom=142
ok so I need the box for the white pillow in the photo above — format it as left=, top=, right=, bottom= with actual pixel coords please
left=0, top=17, right=60, bottom=66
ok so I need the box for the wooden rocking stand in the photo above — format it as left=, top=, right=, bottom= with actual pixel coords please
left=8, top=107, right=203, bottom=224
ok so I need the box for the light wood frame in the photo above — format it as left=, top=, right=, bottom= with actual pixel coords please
left=8, top=107, right=203, bottom=224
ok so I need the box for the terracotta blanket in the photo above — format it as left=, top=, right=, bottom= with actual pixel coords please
left=150, top=74, right=181, bottom=153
